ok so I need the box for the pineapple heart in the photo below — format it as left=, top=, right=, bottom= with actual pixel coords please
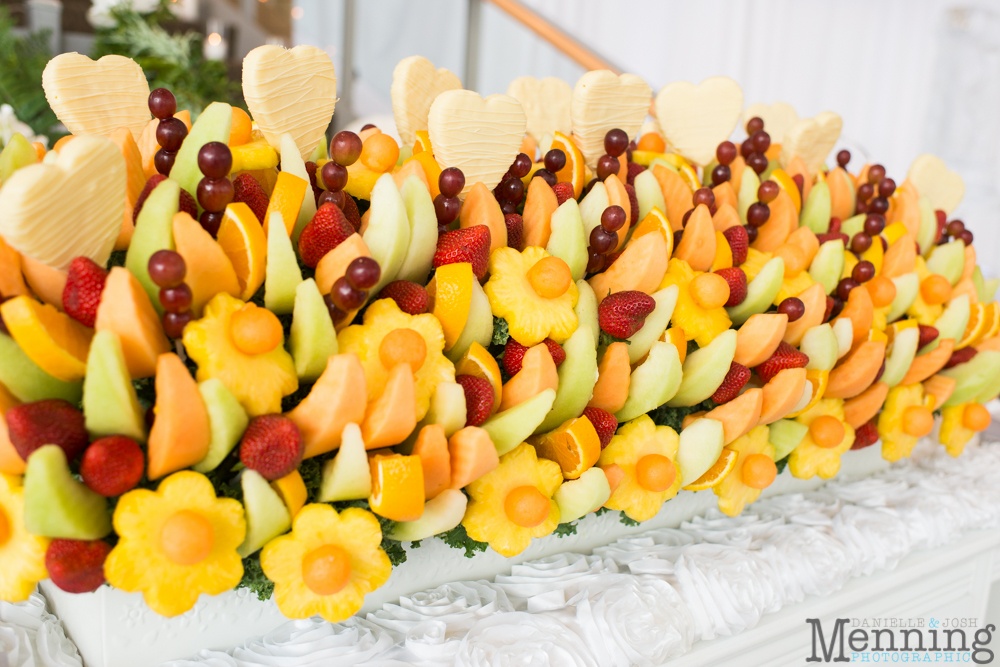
left=507, top=76, right=573, bottom=142
left=780, top=112, right=843, bottom=176
left=390, top=55, right=462, bottom=147
left=654, top=76, right=744, bottom=168
left=907, top=154, right=965, bottom=215
left=570, top=70, right=651, bottom=169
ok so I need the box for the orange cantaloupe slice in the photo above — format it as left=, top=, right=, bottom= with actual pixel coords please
left=758, top=367, right=808, bottom=424
left=602, top=463, right=625, bottom=498
left=108, top=127, right=146, bottom=251
left=923, top=374, right=957, bottom=411
left=976, top=336, right=1000, bottom=353
left=824, top=340, right=886, bottom=399
left=962, top=245, right=976, bottom=283
left=0, top=382, right=24, bottom=475
left=712, top=181, right=737, bottom=210
left=712, top=202, right=740, bottom=232
left=361, top=362, right=417, bottom=448
left=827, top=167, right=855, bottom=222
left=172, top=212, right=241, bottom=317
left=0, top=235, right=28, bottom=298
left=782, top=283, right=827, bottom=346
left=705, top=387, right=763, bottom=443
left=147, top=352, right=211, bottom=480
left=604, top=174, right=631, bottom=251
left=951, top=278, right=978, bottom=306
left=887, top=180, right=920, bottom=238
left=412, top=423, right=450, bottom=499
left=587, top=229, right=668, bottom=304
left=499, top=344, right=559, bottom=412
left=459, top=182, right=506, bottom=254
left=752, top=189, right=796, bottom=252
left=522, top=175, right=559, bottom=248
left=652, top=164, right=692, bottom=232
left=785, top=226, right=820, bottom=268
left=392, top=160, right=429, bottom=192
left=784, top=154, right=812, bottom=203
left=843, top=381, right=889, bottom=429
left=587, top=342, right=630, bottom=413
left=673, top=204, right=716, bottom=272
left=448, top=426, right=499, bottom=489
left=137, top=118, right=159, bottom=179
left=94, top=267, right=172, bottom=379
left=735, top=313, right=788, bottom=367
left=288, top=353, right=368, bottom=459
left=20, top=255, right=66, bottom=309
left=730, top=156, right=746, bottom=196
left=833, top=285, right=874, bottom=347
left=899, top=339, right=954, bottom=385
left=881, top=233, right=917, bottom=279
left=315, top=234, right=371, bottom=296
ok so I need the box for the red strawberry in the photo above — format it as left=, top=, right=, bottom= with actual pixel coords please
left=504, top=213, right=524, bottom=251
left=626, top=162, right=645, bottom=187
left=711, top=362, right=751, bottom=403
left=851, top=419, right=879, bottom=450
left=722, top=226, right=748, bottom=265
left=62, top=257, right=108, bottom=327
left=816, top=232, right=850, bottom=246
left=341, top=195, right=362, bottom=231
left=598, top=290, right=657, bottom=339
left=917, top=324, right=939, bottom=349
left=552, top=182, right=575, bottom=207
left=715, top=267, right=747, bottom=307
left=239, top=414, right=304, bottom=481
left=503, top=338, right=528, bottom=377
left=754, top=341, right=810, bottom=383
left=791, top=173, right=804, bottom=196
left=179, top=189, right=198, bottom=219
left=583, top=407, right=617, bottom=449
left=873, top=357, right=886, bottom=383
left=433, top=225, right=491, bottom=280
left=133, top=174, right=166, bottom=223
left=379, top=280, right=429, bottom=315
left=79, top=436, right=145, bottom=497
left=944, top=346, right=977, bottom=369
left=456, top=375, right=494, bottom=426
left=297, top=203, right=355, bottom=268
left=45, top=539, right=112, bottom=593
left=624, top=183, right=639, bottom=226
left=934, top=210, right=947, bottom=244
left=7, top=400, right=88, bottom=462
left=543, top=339, right=566, bottom=367
left=233, top=172, right=270, bottom=224
left=828, top=217, right=842, bottom=234
left=823, top=295, right=836, bottom=323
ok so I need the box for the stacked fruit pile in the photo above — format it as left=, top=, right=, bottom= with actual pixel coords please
left=0, top=49, right=996, bottom=625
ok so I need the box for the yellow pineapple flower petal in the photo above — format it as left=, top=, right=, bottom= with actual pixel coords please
left=775, top=271, right=815, bottom=305
left=598, top=415, right=680, bottom=522
left=659, top=258, right=731, bottom=347
left=878, top=383, right=924, bottom=462
left=789, top=399, right=854, bottom=479
left=714, top=425, right=774, bottom=517
left=183, top=293, right=298, bottom=417
left=0, top=474, right=49, bottom=602
left=939, top=404, right=975, bottom=457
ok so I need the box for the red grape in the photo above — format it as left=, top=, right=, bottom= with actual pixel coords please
left=746, top=116, right=764, bottom=134
left=586, top=249, right=606, bottom=274
left=747, top=152, right=768, bottom=174
left=439, top=167, right=465, bottom=198
left=693, top=188, right=715, bottom=208
left=601, top=205, right=626, bottom=232
left=499, top=177, right=524, bottom=203
left=745, top=225, right=758, bottom=243
left=544, top=148, right=566, bottom=173
left=750, top=130, right=770, bottom=153
left=852, top=260, right=875, bottom=284
left=836, top=150, right=851, bottom=167
left=716, top=141, right=737, bottom=166
left=777, top=297, right=805, bottom=322
left=878, top=178, right=896, bottom=198
left=156, top=118, right=187, bottom=152
left=596, top=155, right=619, bottom=181
left=534, top=168, right=557, bottom=187
left=850, top=232, right=872, bottom=254
left=434, top=194, right=461, bottom=224
left=589, top=226, right=617, bottom=254
left=323, top=293, right=347, bottom=324
left=346, top=256, right=380, bottom=290
left=331, top=276, right=366, bottom=310
left=148, top=250, right=186, bottom=288
left=747, top=202, right=770, bottom=227
left=162, top=310, right=192, bottom=339
left=330, top=131, right=363, bottom=167
left=857, top=183, right=874, bottom=201
left=869, top=196, right=889, bottom=215
left=604, top=129, right=628, bottom=158
left=757, top=181, right=779, bottom=204
left=148, top=88, right=176, bottom=120
left=863, top=214, right=885, bottom=236
left=711, top=164, right=731, bottom=186
left=197, top=177, right=234, bottom=213
left=159, top=283, right=193, bottom=312
left=321, top=161, right=348, bottom=192
left=318, top=189, right=346, bottom=210
left=740, top=138, right=753, bottom=159
left=867, top=164, right=886, bottom=185
left=958, top=229, right=974, bottom=246
left=500, top=200, right=517, bottom=216
left=154, top=150, right=176, bottom=176
left=199, top=210, right=224, bottom=237
left=836, top=278, right=858, bottom=301
left=511, top=153, right=532, bottom=178
left=947, top=220, right=965, bottom=236
left=197, top=142, right=232, bottom=180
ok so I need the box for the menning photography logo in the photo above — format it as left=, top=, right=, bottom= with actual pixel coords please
left=806, top=617, right=996, bottom=663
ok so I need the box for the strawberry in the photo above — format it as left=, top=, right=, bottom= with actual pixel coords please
left=433, top=225, right=491, bottom=280
left=543, top=338, right=566, bottom=367
left=134, top=175, right=197, bottom=223
left=934, top=210, right=947, bottom=244
left=715, top=267, right=747, bottom=307
left=944, top=346, right=977, bottom=369
left=823, top=296, right=836, bottom=323
left=504, top=213, right=524, bottom=251
left=45, top=539, right=112, bottom=593
left=851, top=419, right=879, bottom=450
left=754, top=341, right=810, bottom=383
left=626, top=161, right=645, bottom=187
left=828, top=217, right=842, bottom=234
left=552, top=182, right=575, bottom=207
left=7, top=400, right=88, bottom=462
left=791, top=173, right=805, bottom=196
left=917, top=324, right=939, bottom=349
left=379, top=280, right=429, bottom=315
left=233, top=172, right=270, bottom=224
left=624, top=183, right=639, bottom=226
left=456, top=375, right=494, bottom=426
left=598, top=290, right=657, bottom=339
left=722, top=225, right=749, bottom=265
left=342, top=195, right=362, bottom=231
left=298, top=203, right=355, bottom=268
left=79, top=435, right=144, bottom=497
left=816, top=232, right=850, bottom=246
left=239, top=414, right=304, bottom=481
left=179, top=189, right=198, bottom=220
left=582, top=407, right=617, bottom=449
left=502, top=338, right=563, bottom=376
left=62, top=257, right=108, bottom=327
left=711, top=362, right=751, bottom=403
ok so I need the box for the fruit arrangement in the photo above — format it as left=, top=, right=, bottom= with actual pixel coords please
left=0, top=49, right=996, bottom=624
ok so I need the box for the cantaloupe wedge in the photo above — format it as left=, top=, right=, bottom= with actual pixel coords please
left=288, top=353, right=368, bottom=458
left=923, top=374, right=957, bottom=410
left=172, top=212, right=241, bottom=316
left=137, top=118, right=159, bottom=179
left=652, top=164, right=692, bottom=231
left=499, top=344, right=558, bottom=412
left=0, top=235, right=28, bottom=298
left=392, top=160, right=429, bottom=192
left=0, top=382, right=24, bottom=475
left=21, top=255, right=67, bottom=309
left=411, top=423, right=450, bottom=499
left=833, top=285, right=874, bottom=347
left=827, top=166, right=855, bottom=221
left=94, top=267, right=171, bottom=379
left=315, top=234, right=371, bottom=296
left=881, top=233, right=917, bottom=279
left=843, top=381, right=889, bottom=429
left=977, top=336, right=1000, bottom=353
left=705, top=387, right=763, bottom=443
left=108, top=127, right=146, bottom=250
left=522, top=176, right=559, bottom=248
left=752, top=189, right=796, bottom=252
left=962, top=244, right=976, bottom=283
left=825, top=340, right=886, bottom=399
left=888, top=180, right=920, bottom=238
left=602, top=463, right=625, bottom=497
left=782, top=283, right=827, bottom=346
left=673, top=204, right=716, bottom=271
left=448, top=426, right=499, bottom=489
left=604, top=174, right=631, bottom=251
left=147, top=353, right=211, bottom=480
left=587, top=342, right=630, bottom=413
left=587, top=229, right=667, bottom=304
left=459, top=182, right=506, bottom=253
left=712, top=181, right=737, bottom=210
left=784, top=155, right=812, bottom=203
left=950, top=278, right=978, bottom=306
left=899, top=339, right=954, bottom=385
left=758, top=367, right=808, bottom=424
left=734, top=313, right=788, bottom=367
left=785, top=226, right=819, bottom=268
left=361, top=362, right=417, bottom=448
left=712, top=202, right=740, bottom=232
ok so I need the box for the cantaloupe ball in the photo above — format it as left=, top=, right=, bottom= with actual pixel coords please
left=920, top=275, right=951, bottom=305
left=636, top=453, right=676, bottom=492
left=902, top=406, right=934, bottom=437
left=360, top=134, right=399, bottom=173
left=690, top=273, right=730, bottom=310
left=528, top=256, right=572, bottom=299
left=963, top=403, right=991, bottom=432
left=302, top=544, right=352, bottom=595
left=379, top=328, right=427, bottom=372
left=504, top=485, right=549, bottom=528
left=809, top=415, right=845, bottom=448
left=742, top=453, right=777, bottom=489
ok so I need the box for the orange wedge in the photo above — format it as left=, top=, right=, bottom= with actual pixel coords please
left=0, top=296, right=93, bottom=382
left=229, top=107, right=253, bottom=147
left=218, top=202, right=268, bottom=299
left=413, top=130, right=432, bottom=155
left=369, top=452, right=425, bottom=522
left=405, top=150, right=442, bottom=199
left=531, top=416, right=601, bottom=480
left=632, top=207, right=673, bottom=255
left=678, top=163, right=700, bottom=192
left=786, top=369, right=829, bottom=418
left=958, top=302, right=986, bottom=349
left=979, top=302, right=1000, bottom=343
left=770, top=169, right=801, bottom=215
left=682, top=448, right=738, bottom=491
left=551, top=131, right=586, bottom=198
left=263, top=171, right=308, bottom=236
left=270, top=470, right=307, bottom=518
left=455, top=342, right=503, bottom=413
left=431, top=263, right=474, bottom=349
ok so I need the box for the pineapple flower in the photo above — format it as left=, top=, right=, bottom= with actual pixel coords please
left=714, top=425, right=776, bottom=517
left=658, top=258, right=731, bottom=348
left=789, top=398, right=855, bottom=480
left=0, top=474, right=49, bottom=602
left=878, top=383, right=928, bottom=463
left=599, top=415, right=681, bottom=522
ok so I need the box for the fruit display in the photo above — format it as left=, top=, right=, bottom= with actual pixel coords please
left=0, top=47, right=996, bottom=626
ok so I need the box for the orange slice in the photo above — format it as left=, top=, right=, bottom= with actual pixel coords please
left=551, top=131, right=586, bottom=198
left=678, top=163, right=700, bottom=192
left=978, top=302, right=1000, bottom=343
left=531, top=416, right=601, bottom=480
left=454, top=342, right=503, bottom=413
left=218, top=202, right=268, bottom=300
left=0, top=296, right=93, bottom=382
left=413, top=130, right=432, bottom=155
left=786, top=369, right=829, bottom=418
left=632, top=208, right=673, bottom=255
left=682, top=448, right=737, bottom=491
left=958, top=302, right=986, bottom=349
left=263, top=171, right=308, bottom=236
left=270, top=470, right=307, bottom=518
left=770, top=169, right=801, bottom=215
left=369, top=453, right=425, bottom=522
left=405, top=150, right=442, bottom=199
left=431, top=263, right=474, bottom=350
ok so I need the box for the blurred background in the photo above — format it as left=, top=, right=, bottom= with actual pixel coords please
left=1, top=0, right=998, bottom=274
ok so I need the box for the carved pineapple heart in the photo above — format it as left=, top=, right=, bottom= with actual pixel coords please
left=507, top=76, right=573, bottom=142
left=571, top=70, right=651, bottom=168
left=42, top=53, right=150, bottom=141
left=428, top=90, right=526, bottom=197
left=654, top=76, right=744, bottom=167
left=243, top=45, right=337, bottom=161
left=779, top=112, right=843, bottom=175
left=391, top=55, right=462, bottom=147
left=0, top=135, right=125, bottom=272
left=742, top=102, right=799, bottom=145
left=907, top=154, right=965, bottom=215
